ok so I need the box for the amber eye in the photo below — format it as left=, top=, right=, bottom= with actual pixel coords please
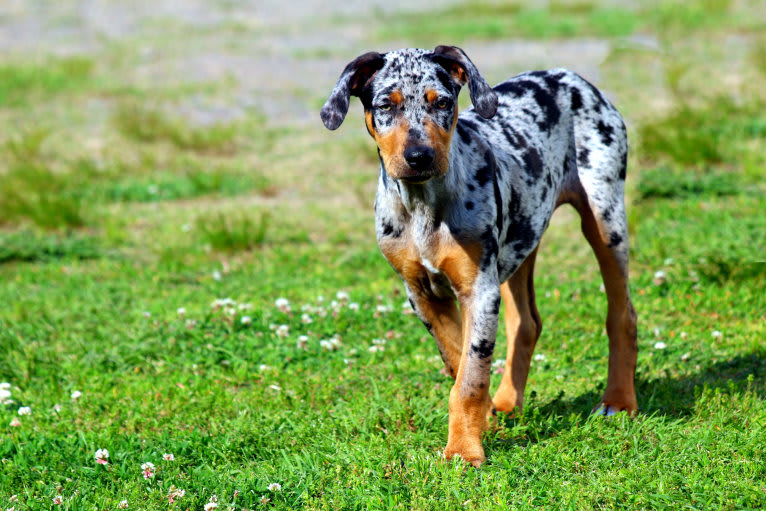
left=436, top=99, right=449, bottom=109
left=377, top=104, right=392, bottom=111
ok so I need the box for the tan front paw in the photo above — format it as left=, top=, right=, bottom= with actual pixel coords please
left=444, top=438, right=486, bottom=468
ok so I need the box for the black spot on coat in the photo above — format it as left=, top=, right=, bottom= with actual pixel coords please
left=522, top=148, right=543, bottom=179
left=469, top=338, right=495, bottom=359
left=597, top=121, right=614, bottom=146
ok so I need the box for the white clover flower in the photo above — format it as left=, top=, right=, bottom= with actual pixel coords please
left=260, top=496, right=271, bottom=504
left=680, top=331, right=688, bottom=339
left=95, top=448, right=109, bottom=462
left=142, top=311, right=151, bottom=318
left=141, top=462, right=155, bottom=479
left=336, top=291, right=349, bottom=301
left=259, top=364, right=271, bottom=372
left=52, top=403, right=62, bottom=414
left=681, top=352, right=690, bottom=361
left=268, top=483, right=282, bottom=491
left=376, top=304, right=393, bottom=313
left=301, top=313, right=312, bottom=324
left=212, top=270, right=222, bottom=281
left=664, top=257, right=674, bottom=265
left=534, top=354, right=546, bottom=362
left=238, top=302, right=253, bottom=311
left=211, top=298, right=236, bottom=310
left=492, top=358, right=506, bottom=369
left=653, top=270, right=666, bottom=285
left=268, top=384, right=281, bottom=392
left=0, top=388, right=11, bottom=401
left=17, top=407, right=31, bottom=416
left=653, top=328, right=662, bottom=338
left=275, top=298, right=291, bottom=312
left=9, top=495, right=18, bottom=502
left=276, top=325, right=289, bottom=338
left=711, top=330, right=723, bottom=338
left=177, top=307, right=186, bottom=316
left=163, top=453, right=175, bottom=461
left=0, top=382, right=10, bottom=390
left=10, top=417, right=21, bottom=427
left=368, top=345, right=380, bottom=353
left=320, top=340, right=333, bottom=351
left=118, top=500, right=128, bottom=509
left=653, top=342, right=667, bottom=350
left=296, top=335, right=308, bottom=349
left=53, top=496, right=63, bottom=505
left=348, top=302, right=360, bottom=311
left=372, top=338, right=386, bottom=345
left=240, top=316, right=252, bottom=325
left=204, top=502, right=218, bottom=511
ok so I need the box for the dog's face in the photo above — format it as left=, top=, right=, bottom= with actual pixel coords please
left=321, top=46, right=498, bottom=184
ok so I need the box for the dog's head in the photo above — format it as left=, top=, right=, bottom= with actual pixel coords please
left=321, top=46, right=498, bottom=183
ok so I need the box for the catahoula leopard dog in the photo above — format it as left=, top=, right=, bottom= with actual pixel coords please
left=321, top=46, right=638, bottom=466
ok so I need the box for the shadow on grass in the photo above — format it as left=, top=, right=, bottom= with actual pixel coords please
left=490, top=350, right=765, bottom=450
left=544, top=350, right=765, bottom=419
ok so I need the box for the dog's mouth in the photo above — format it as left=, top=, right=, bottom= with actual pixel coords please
left=400, top=169, right=436, bottom=184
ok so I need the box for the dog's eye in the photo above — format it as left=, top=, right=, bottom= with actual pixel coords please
left=436, top=99, right=450, bottom=109
left=377, top=104, right=392, bottom=112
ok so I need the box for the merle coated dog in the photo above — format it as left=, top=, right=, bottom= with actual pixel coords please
left=321, top=46, right=637, bottom=466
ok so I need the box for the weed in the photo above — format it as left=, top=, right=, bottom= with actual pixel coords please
left=113, top=102, right=241, bottom=154
left=636, top=166, right=739, bottom=200
left=0, top=231, right=100, bottom=264
left=637, top=96, right=766, bottom=166
left=0, top=133, right=90, bottom=230
left=375, top=1, right=636, bottom=44
left=195, top=211, right=269, bottom=251
left=0, top=57, right=93, bottom=107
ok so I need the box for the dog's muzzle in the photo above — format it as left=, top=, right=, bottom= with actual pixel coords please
left=402, top=145, right=436, bottom=183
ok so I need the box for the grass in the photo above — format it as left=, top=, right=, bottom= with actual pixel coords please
left=1, top=1, right=765, bottom=509
left=0, top=57, right=94, bottom=107
left=375, top=2, right=638, bottom=44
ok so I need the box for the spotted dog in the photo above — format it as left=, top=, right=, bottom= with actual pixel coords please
left=321, top=46, right=638, bottom=467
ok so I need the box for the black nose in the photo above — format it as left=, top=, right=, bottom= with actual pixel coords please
left=403, top=146, right=435, bottom=171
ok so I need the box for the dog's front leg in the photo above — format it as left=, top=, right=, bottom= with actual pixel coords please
left=443, top=274, right=500, bottom=467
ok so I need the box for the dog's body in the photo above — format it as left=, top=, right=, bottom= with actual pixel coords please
left=322, top=47, right=637, bottom=466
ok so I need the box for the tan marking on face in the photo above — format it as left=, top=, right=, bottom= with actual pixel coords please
left=389, top=90, right=404, bottom=105
left=425, top=89, right=439, bottom=103
left=372, top=119, right=410, bottom=179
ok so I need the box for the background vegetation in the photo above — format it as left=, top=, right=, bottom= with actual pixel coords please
left=0, top=0, right=763, bottom=509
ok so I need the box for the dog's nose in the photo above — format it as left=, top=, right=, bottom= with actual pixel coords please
left=403, top=146, right=435, bottom=171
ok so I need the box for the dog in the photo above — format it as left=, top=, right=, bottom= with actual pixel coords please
left=321, top=46, right=638, bottom=466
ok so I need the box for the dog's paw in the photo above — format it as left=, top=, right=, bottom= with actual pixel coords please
left=444, top=450, right=486, bottom=468
left=592, top=402, right=636, bottom=417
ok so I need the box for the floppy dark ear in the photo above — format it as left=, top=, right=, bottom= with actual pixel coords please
left=321, top=51, right=386, bottom=130
left=429, top=45, right=498, bottom=119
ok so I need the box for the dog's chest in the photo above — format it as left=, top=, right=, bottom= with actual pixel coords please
left=378, top=221, right=482, bottom=300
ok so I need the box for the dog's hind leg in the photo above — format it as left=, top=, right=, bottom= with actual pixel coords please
left=573, top=150, right=638, bottom=414
left=492, top=247, right=542, bottom=415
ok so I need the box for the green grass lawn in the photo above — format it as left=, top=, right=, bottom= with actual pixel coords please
left=1, top=1, right=765, bottom=509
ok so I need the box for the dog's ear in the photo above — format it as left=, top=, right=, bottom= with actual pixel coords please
left=321, top=52, right=386, bottom=130
left=429, top=45, right=498, bottom=119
